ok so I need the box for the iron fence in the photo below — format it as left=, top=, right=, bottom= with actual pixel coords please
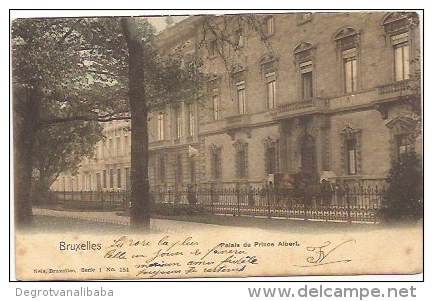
left=52, top=190, right=128, bottom=211
left=52, top=185, right=385, bottom=223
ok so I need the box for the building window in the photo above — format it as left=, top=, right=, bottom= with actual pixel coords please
left=108, top=138, right=113, bottom=157
left=157, top=113, right=164, bottom=141
left=176, top=154, right=183, bottom=184
left=265, top=146, right=276, bottom=175
left=212, top=153, right=221, bottom=180
left=209, top=40, right=217, bottom=57
left=297, top=12, right=313, bottom=25
left=301, top=12, right=312, bottom=20
left=266, top=72, right=276, bottom=109
left=95, top=145, right=99, bottom=162
left=212, top=93, right=220, bottom=120
left=109, top=169, right=114, bottom=189
left=383, top=13, right=418, bottom=83
left=334, top=28, right=360, bottom=94
left=117, top=168, right=122, bottom=188
left=346, top=139, right=357, bottom=175
left=188, top=104, right=195, bottom=137
left=233, top=140, right=248, bottom=179
left=236, top=150, right=247, bottom=178
left=235, top=29, right=244, bottom=48
left=175, top=107, right=182, bottom=139
left=125, top=168, right=130, bottom=190
left=237, top=81, right=246, bottom=115
left=124, top=135, right=129, bottom=155
left=392, top=33, right=410, bottom=81
left=300, top=61, right=313, bottom=99
left=116, top=135, right=121, bottom=157
left=210, top=145, right=222, bottom=180
left=102, top=170, right=107, bottom=189
left=264, top=136, right=279, bottom=175
left=343, top=49, right=358, bottom=93
left=189, top=157, right=196, bottom=183
left=396, top=134, right=410, bottom=161
left=159, top=156, right=166, bottom=183
left=340, top=125, right=362, bottom=176
left=266, top=16, right=274, bottom=36
left=96, top=173, right=101, bottom=191
left=386, top=116, right=417, bottom=163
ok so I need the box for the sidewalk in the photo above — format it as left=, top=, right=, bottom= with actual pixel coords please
left=33, top=208, right=246, bottom=234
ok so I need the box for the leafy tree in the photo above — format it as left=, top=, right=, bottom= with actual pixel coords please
left=12, top=16, right=203, bottom=230
left=380, top=151, right=423, bottom=223
left=12, top=17, right=129, bottom=229
left=32, top=120, right=103, bottom=203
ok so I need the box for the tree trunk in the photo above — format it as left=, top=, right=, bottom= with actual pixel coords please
left=13, top=88, right=41, bottom=229
left=121, top=18, right=150, bottom=230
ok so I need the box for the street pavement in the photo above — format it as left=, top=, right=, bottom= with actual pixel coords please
left=32, top=208, right=244, bottom=233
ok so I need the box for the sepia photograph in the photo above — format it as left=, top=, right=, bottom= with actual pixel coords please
left=11, top=10, right=423, bottom=281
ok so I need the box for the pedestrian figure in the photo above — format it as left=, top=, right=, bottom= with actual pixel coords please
left=187, top=185, right=197, bottom=206
left=320, top=179, right=333, bottom=206
left=248, top=186, right=255, bottom=206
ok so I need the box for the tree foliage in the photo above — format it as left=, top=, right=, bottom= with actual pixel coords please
left=380, top=151, right=423, bottom=223
left=12, top=16, right=205, bottom=229
left=33, top=121, right=103, bottom=188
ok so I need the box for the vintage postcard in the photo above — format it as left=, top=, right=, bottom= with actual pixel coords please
left=11, top=10, right=423, bottom=280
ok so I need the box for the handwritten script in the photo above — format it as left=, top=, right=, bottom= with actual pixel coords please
left=104, top=235, right=259, bottom=278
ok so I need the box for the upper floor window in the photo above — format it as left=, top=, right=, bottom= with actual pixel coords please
left=297, top=12, right=313, bottom=25
left=209, top=39, right=217, bottom=57
left=124, top=134, right=129, bottom=155
left=175, top=106, right=182, bottom=138
left=187, top=104, right=195, bottom=137
left=300, top=61, right=313, bottom=99
left=266, top=72, right=276, bottom=109
left=294, top=43, right=315, bottom=100
left=235, top=29, right=244, bottom=48
left=237, top=81, right=246, bottom=115
left=334, top=27, right=360, bottom=94
left=208, top=75, right=221, bottom=121
left=108, top=138, right=114, bottom=157
left=383, top=12, right=419, bottom=82
left=157, top=112, right=164, bottom=141
left=212, top=93, right=220, bottom=121
left=301, top=12, right=312, bottom=20
left=116, top=135, right=121, bottom=157
left=266, top=16, right=274, bottom=36
left=343, top=48, right=358, bottom=93
left=392, top=33, right=410, bottom=81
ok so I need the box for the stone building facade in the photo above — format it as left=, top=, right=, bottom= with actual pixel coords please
left=52, top=12, right=422, bottom=192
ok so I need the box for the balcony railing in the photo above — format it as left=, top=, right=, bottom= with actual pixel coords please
left=278, top=99, right=314, bottom=113
left=377, top=80, right=412, bottom=95
left=224, top=114, right=250, bottom=127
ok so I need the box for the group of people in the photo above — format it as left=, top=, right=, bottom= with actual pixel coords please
left=185, top=178, right=339, bottom=207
